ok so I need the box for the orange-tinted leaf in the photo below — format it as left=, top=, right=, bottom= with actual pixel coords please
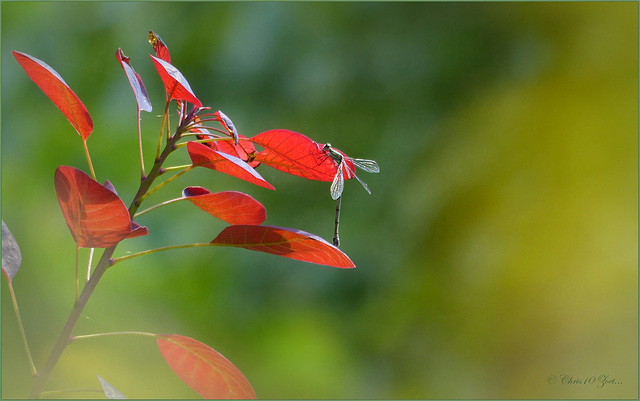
left=183, top=187, right=266, bottom=225
left=2, top=220, right=21, bottom=283
left=13, top=51, right=93, bottom=141
left=187, top=141, right=274, bottom=190
left=251, top=129, right=338, bottom=181
left=148, top=30, right=171, bottom=63
left=149, top=55, right=202, bottom=108
left=156, top=334, right=256, bottom=399
left=211, top=225, right=356, bottom=268
left=54, top=166, right=148, bottom=248
left=116, top=48, right=152, bottom=112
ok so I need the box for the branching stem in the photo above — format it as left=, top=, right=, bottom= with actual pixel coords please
left=136, top=165, right=194, bottom=205
left=29, top=121, right=185, bottom=398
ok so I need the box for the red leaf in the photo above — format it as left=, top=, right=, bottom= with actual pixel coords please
left=183, top=186, right=266, bottom=225
left=54, top=166, right=148, bottom=248
left=12, top=51, right=93, bottom=141
left=156, top=334, right=256, bottom=399
left=199, top=135, right=260, bottom=168
left=149, top=55, right=202, bottom=108
left=116, top=48, right=152, bottom=112
left=187, top=141, right=274, bottom=190
left=148, top=30, right=171, bottom=63
left=251, top=129, right=339, bottom=181
left=211, top=225, right=356, bottom=268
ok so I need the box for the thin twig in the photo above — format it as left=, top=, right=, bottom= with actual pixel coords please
left=7, top=280, right=37, bottom=377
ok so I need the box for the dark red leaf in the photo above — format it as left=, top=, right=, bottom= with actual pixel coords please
left=148, top=31, right=171, bottom=63
left=2, top=220, right=21, bottom=283
left=116, top=48, right=152, bottom=112
left=187, top=141, right=274, bottom=190
left=156, top=334, right=256, bottom=399
left=149, top=55, right=202, bottom=108
left=251, top=129, right=340, bottom=181
left=54, top=166, right=148, bottom=248
left=12, top=51, right=93, bottom=141
left=211, top=225, right=356, bottom=268
left=183, top=186, right=266, bottom=225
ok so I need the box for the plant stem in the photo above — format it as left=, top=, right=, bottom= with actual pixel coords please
left=137, top=106, right=146, bottom=179
left=74, top=247, right=79, bottom=304
left=160, top=164, right=192, bottom=172
left=39, top=388, right=103, bottom=398
left=135, top=165, right=194, bottom=206
left=110, top=243, right=213, bottom=266
left=7, top=280, right=37, bottom=377
left=71, top=331, right=156, bottom=341
left=155, top=99, right=171, bottom=161
left=86, top=248, right=95, bottom=283
left=133, top=197, right=185, bottom=218
left=82, top=140, right=96, bottom=181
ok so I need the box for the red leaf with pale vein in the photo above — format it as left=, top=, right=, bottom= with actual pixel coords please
left=54, top=166, right=148, bottom=248
left=149, top=55, right=202, bottom=108
left=116, top=48, right=152, bottom=112
left=187, top=141, right=274, bottom=190
left=156, top=334, right=256, bottom=399
left=183, top=187, right=266, bottom=225
left=148, top=31, right=171, bottom=63
left=12, top=51, right=93, bottom=141
left=211, top=225, right=356, bottom=268
left=251, top=129, right=354, bottom=182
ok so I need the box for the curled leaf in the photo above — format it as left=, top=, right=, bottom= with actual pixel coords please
left=214, top=111, right=239, bottom=145
left=148, top=30, right=171, bottom=63
left=12, top=50, right=93, bottom=141
left=54, top=166, right=148, bottom=248
left=116, top=48, right=152, bottom=112
left=183, top=186, right=266, bottom=225
left=2, top=220, right=22, bottom=282
left=187, top=141, right=274, bottom=190
left=97, top=375, right=127, bottom=399
left=149, top=55, right=201, bottom=108
left=157, top=334, right=256, bottom=399
left=212, top=225, right=356, bottom=268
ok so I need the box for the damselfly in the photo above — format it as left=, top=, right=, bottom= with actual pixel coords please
left=317, top=143, right=379, bottom=247
left=319, top=143, right=380, bottom=201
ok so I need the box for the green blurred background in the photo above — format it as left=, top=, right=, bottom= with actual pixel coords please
left=2, top=2, right=637, bottom=399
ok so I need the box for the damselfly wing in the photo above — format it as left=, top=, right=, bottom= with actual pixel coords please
left=321, top=143, right=380, bottom=200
